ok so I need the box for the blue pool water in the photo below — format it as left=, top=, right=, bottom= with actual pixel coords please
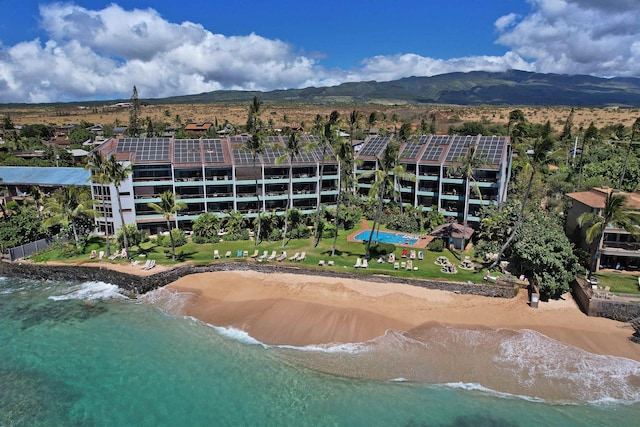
left=354, top=230, right=420, bottom=246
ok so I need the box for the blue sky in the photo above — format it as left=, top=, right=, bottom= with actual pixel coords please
left=0, top=0, right=638, bottom=103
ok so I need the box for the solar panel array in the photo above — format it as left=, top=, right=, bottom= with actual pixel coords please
left=202, top=139, right=225, bottom=163
left=445, top=136, right=473, bottom=163
left=229, top=135, right=249, bottom=144
left=117, top=138, right=170, bottom=162
left=232, top=145, right=256, bottom=164
left=308, top=142, right=335, bottom=161
left=293, top=146, right=316, bottom=163
left=261, top=145, right=286, bottom=164
left=476, top=136, right=506, bottom=165
left=173, top=139, right=201, bottom=163
left=358, top=136, right=388, bottom=157
left=420, top=137, right=446, bottom=162
left=400, top=141, right=422, bottom=160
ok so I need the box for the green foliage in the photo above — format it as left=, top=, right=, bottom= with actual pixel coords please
left=423, top=207, right=446, bottom=232
left=192, top=212, right=221, bottom=243
left=223, top=229, right=250, bottom=241
left=19, top=124, right=54, bottom=139
left=69, top=126, right=93, bottom=144
left=160, top=229, right=187, bottom=248
left=428, top=239, right=445, bottom=252
left=511, top=212, right=579, bottom=299
left=289, top=225, right=311, bottom=239
left=385, top=214, right=420, bottom=233
left=0, top=205, right=50, bottom=253
left=117, top=224, right=143, bottom=248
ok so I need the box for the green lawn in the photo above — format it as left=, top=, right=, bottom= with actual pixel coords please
left=587, top=272, right=640, bottom=295
left=30, top=231, right=496, bottom=284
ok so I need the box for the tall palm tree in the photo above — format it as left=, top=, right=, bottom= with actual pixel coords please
left=358, top=139, right=416, bottom=259
left=578, top=191, right=640, bottom=274
left=278, top=131, right=300, bottom=247
left=86, top=151, right=112, bottom=256
left=489, top=137, right=554, bottom=269
left=447, top=143, right=485, bottom=253
left=331, top=134, right=355, bottom=256
left=243, top=133, right=266, bottom=245
left=147, top=191, right=186, bottom=261
left=106, top=155, right=133, bottom=254
left=619, top=118, right=640, bottom=189
left=43, top=186, right=94, bottom=248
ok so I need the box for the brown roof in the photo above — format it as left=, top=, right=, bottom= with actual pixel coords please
left=185, top=122, right=213, bottom=131
left=567, top=187, right=640, bottom=209
left=430, top=222, right=474, bottom=240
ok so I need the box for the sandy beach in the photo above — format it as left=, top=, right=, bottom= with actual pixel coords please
left=165, top=270, right=640, bottom=362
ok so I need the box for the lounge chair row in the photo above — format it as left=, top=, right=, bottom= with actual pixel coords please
left=138, top=259, right=156, bottom=270
left=90, top=249, right=128, bottom=260
left=393, top=260, right=416, bottom=270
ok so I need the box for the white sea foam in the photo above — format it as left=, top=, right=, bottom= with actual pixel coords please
left=442, top=382, right=546, bottom=403
left=277, top=341, right=372, bottom=354
left=390, top=377, right=409, bottom=382
left=139, top=287, right=195, bottom=316
left=204, top=323, right=270, bottom=348
left=48, top=281, right=127, bottom=301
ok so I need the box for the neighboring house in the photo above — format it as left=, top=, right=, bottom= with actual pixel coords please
left=354, top=134, right=511, bottom=224
left=0, top=166, right=90, bottom=206
left=566, top=187, right=640, bottom=271
left=184, top=122, right=214, bottom=134
left=92, top=135, right=340, bottom=235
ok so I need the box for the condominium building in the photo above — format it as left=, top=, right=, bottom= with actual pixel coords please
left=566, top=187, right=640, bottom=271
left=354, top=135, right=511, bottom=222
left=92, top=135, right=339, bottom=235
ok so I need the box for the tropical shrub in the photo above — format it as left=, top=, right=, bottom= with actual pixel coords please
left=159, top=229, right=187, bottom=248
left=428, top=239, right=445, bottom=252
left=385, top=214, right=420, bottom=233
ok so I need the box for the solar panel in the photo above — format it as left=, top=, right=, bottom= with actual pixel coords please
left=266, top=135, right=282, bottom=144
left=229, top=135, right=249, bottom=144
left=476, top=136, right=506, bottom=165
left=203, top=139, right=225, bottom=163
left=358, top=136, right=389, bottom=157
left=117, top=138, right=170, bottom=162
left=261, top=145, right=286, bottom=164
left=308, top=142, right=335, bottom=161
left=400, top=141, right=421, bottom=160
left=293, top=146, right=317, bottom=163
left=232, top=145, right=257, bottom=164
left=420, top=137, right=446, bottom=162
left=173, top=139, right=201, bottom=164
left=445, top=136, right=474, bottom=163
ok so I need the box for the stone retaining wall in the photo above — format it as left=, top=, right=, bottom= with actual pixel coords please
left=0, top=261, right=519, bottom=299
left=571, top=279, right=640, bottom=322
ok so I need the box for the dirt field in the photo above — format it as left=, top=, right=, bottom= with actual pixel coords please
left=2, top=103, right=639, bottom=134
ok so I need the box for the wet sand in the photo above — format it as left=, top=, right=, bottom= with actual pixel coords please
left=166, top=270, right=640, bottom=362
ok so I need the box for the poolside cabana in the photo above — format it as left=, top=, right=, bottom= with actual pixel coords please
left=430, top=222, right=474, bottom=251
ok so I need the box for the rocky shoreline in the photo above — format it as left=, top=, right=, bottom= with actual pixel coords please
left=0, top=260, right=519, bottom=298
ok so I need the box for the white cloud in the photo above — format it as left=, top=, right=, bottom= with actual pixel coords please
left=495, top=0, right=640, bottom=76
left=0, top=1, right=638, bottom=103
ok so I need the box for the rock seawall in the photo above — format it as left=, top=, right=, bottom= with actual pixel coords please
left=0, top=261, right=519, bottom=298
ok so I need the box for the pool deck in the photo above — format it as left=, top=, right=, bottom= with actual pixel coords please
left=347, top=220, right=433, bottom=248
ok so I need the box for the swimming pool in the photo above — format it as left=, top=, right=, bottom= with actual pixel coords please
left=353, top=230, right=420, bottom=246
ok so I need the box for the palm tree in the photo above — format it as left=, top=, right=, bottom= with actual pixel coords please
left=278, top=131, right=300, bottom=247
left=578, top=191, right=640, bottom=274
left=358, top=139, right=416, bottom=259
left=43, top=186, right=94, bottom=248
left=507, top=109, right=525, bottom=137
left=106, top=155, right=133, bottom=254
left=447, top=143, right=485, bottom=253
left=147, top=191, right=186, bottom=261
left=619, top=118, right=640, bottom=189
left=331, top=135, right=355, bottom=256
left=489, top=137, right=554, bottom=269
left=86, top=151, right=112, bottom=256
left=243, top=133, right=266, bottom=245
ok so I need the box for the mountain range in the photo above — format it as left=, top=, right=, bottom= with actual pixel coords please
left=154, top=70, right=640, bottom=107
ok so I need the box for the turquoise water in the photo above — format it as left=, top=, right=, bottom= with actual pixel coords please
left=1, top=276, right=639, bottom=426
left=354, top=230, right=420, bottom=246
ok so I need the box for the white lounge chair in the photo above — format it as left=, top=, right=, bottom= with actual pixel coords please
left=213, top=250, right=221, bottom=259
left=296, top=252, right=306, bottom=262
left=353, top=258, right=362, bottom=268
left=289, top=252, right=300, bottom=261
left=277, top=251, right=287, bottom=262
left=327, top=260, right=334, bottom=266
left=267, top=250, right=277, bottom=261
left=257, top=250, right=268, bottom=262
left=146, top=259, right=156, bottom=270
left=225, top=251, right=232, bottom=258
left=98, top=251, right=105, bottom=260
left=318, top=260, right=325, bottom=266
left=250, top=250, right=259, bottom=258
left=109, top=250, right=121, bottom=260
left=362, top=258, right=368, bottom=269
left=140, top=260, right=151, bottom=270
left=90, top=250, right=97, bottom=259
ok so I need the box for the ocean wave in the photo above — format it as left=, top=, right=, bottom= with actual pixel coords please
left=202, top=323, right=270, bottom=348
left=48, top=281, right=127, bottom=301
left=139, top=287, right=196, bottom=316
left=277, top=341, right=372, bottom=354
left=441, top=382, right=546, bottom=403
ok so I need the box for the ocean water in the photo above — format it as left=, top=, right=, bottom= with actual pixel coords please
left=1, top=276, right=639, bottom=427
